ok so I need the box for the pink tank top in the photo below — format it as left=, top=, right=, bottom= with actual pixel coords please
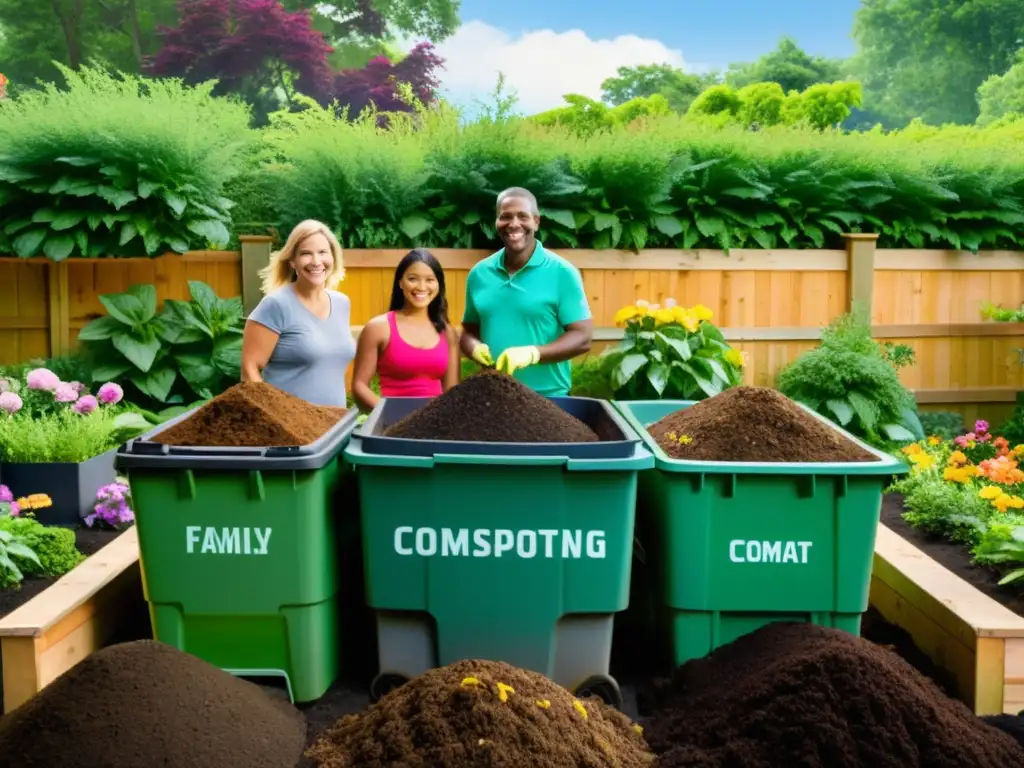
left=377, top=312, right=449, bottom=398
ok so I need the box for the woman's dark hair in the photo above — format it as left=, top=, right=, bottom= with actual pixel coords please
left=389, top=248, right=449, bottom=333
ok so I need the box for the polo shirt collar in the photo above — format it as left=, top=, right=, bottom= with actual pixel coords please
left=495, top=240, right=548, bottom=275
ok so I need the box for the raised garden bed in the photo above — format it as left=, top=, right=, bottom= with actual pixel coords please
left=871, top=493, right=1024, bottom=715
left=0, top=526, right=148, bottom=713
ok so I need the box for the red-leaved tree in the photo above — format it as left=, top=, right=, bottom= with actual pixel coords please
left=146, top=0, right=335, bottom=105
left=147, top=0, right=445, bottom=120
left=333, top=42, right=444, bottom=116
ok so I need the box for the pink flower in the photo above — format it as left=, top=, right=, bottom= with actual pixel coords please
left=72, top=395, right=99, bottom=415
left=8, top=501, right=19, bottom=517
left=97, top=382, right=124, bottom=405
left=0, top=485, right=12, bottom=503
left=0, top=391, right=21, bottom=415
left=976, top=420, right=990, bottom=434
left=54, top=383, right=79, bottom=403
left=68, top=381, right=88, bottom=394
left=26, top=367, right=60, bottom=391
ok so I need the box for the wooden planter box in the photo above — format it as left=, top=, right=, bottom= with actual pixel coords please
left=0, top=527, right=145, bottom=713
left=870, top=524, right=1024, bottom=715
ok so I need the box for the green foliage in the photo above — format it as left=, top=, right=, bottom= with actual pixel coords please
left=0, top=523, right=43, bottom=589
left=0, top=354, right=95, bottom=418
left=725, top=37, right=846, bottom=94
left=605, top=304, right=744, bottom=401
left=250, top=103, right=1024, bottom=252
left=977, top=51, right=1024, bottom=127
left=0, top=515, right=84, bottom=579
left=0, top=408, right=123, bottom=463
left=851, top=0, right=1024, bottom=127
left=918, top=411, right=967, bottom=441
left=900, top=477, right=993, bottom=545
left=600, top=64, right=719, bottom=112
left=77, top=281, right=243, bottom=405
left=776, top=307, right=924, bottom=447
left=531, top=94, right=672, bottom=136
left=569, top=355, right=618, bottom=399
left=999, top=403, right=1024, bottom=448
left=0, top=65, right=250, bottom=260
left=689, top=80, right=862, bottom=131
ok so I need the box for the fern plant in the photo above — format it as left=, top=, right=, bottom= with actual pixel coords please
left=776, top=307, right=924, bottom=447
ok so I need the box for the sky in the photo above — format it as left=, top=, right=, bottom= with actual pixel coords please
left=426, top=0, right=864, bottom=115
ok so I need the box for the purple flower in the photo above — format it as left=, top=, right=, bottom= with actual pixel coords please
left=26, top=368, right=60, bottom=391
left=0, top=485, right=12, bottom=503
left=54, top=383, right=79, bottom=403
left=976, top=420, right=990, bottom=434
left=73, top=395, right=99, bottom=414
left=87, top=481, right=135, bottom=528
left=97, top=382, right=124, bottom=405
left=0, top=391, right=21, bottom=415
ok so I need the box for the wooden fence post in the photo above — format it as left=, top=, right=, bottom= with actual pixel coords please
left=239, top=235, right=275, bottom=316
left=843, top=233, right=879, bottom=317
left=47, top=260, right=70, bottom=357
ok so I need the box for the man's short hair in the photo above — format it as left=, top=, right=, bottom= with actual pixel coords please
left=496, top=187, right=539, bottom=215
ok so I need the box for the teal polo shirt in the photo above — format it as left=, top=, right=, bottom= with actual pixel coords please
left=463, top=242, right=591, bottom=396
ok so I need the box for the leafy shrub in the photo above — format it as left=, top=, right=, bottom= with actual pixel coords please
left=776, top=307, right=923, bottom=447
left=1000, top=402, right=1024, bottom=447
left=243, top=105, right=1024, bottom=252
left=605, top=299, right=744, bottom=400
left=0, top=408, right=123, bottom=463
left=918, top=411, right=966, bottom=440
left=0, top=65, right=250, bottom=260
left=77, top=280, right=243, bottom=405
left=0, top=515, right=84, bottom=579
left=900, top=479, right=992, bottom=546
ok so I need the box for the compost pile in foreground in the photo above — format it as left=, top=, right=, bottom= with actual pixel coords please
left=383, top=370, right=599, bottom=443
left=152, top=381, right=346, bottom=447
left=0, top=639, right=305, bottom=768
left=306, top=659, right=652, bottom=767
left=645, top=622, right=1024, bottom=768
left=647, top=385, right=877, bottom=462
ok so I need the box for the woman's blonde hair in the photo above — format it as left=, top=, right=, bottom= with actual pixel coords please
left=258, top=220, right=345, bottom=295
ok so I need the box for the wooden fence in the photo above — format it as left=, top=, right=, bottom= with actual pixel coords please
left=2, top=234, right=1024, bottom=424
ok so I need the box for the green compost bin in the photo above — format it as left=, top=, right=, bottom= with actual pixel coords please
left=344, top=395, right=654, bottom=709
left=612, top=399, right=906, bottom=669
left=114, top=407, right=360, bottom=704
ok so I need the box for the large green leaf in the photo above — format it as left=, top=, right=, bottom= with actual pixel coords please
left=611, top=353, right=647, bottom=390
left=656, top=331, right=692, bottom=362
left=187, top=218, right=230, bottom=245
left=646, top=362, right=670, bottom=395
left=43, top=234, right=75, bottom=261
left=400, top=214, right=432, bottom=239
left=90, top=362, right=132, bottom=382
left=652, top=215, right=684, bottom=237
left=188, top=280, right=218, bottom=315
left=50, top=211, right=86, bottom=231
left=212, top=335, right=242, bottom=376
left=130, top=365, right=177, bottom=403
left=78, top=315, right=125, bottom=341
left=112, top=330, right=162, bottom=372
left=880, top=423, right=916, bottom=442
left=541, top=208, right=576, bottom=229
left=12, top=228, right=47, bottom=257
left=826, top=398, right=854, bottom=426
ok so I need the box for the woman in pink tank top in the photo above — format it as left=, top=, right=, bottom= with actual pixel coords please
left=351, top=249, right=459, bottom=411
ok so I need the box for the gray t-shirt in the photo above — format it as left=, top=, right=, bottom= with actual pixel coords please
left=248, top=285, right=356, bottom=407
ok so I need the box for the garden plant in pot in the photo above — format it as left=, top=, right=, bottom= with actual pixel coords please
left=0, top=369, right=125, bottom=526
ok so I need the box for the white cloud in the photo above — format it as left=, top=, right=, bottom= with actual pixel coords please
left=426, top=20, right=690, bottom=116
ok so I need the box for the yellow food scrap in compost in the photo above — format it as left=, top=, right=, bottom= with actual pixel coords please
left=495, top=682, right=515, bottom=702
left=461, top=677, right=483, bottom=688
left=633, top=725, right=644, bottom=735
left=536, top=699, right=551, bottom=709
left=478, top=739, right=489, bottom=746
left=573, top=700, right=588, bottom=719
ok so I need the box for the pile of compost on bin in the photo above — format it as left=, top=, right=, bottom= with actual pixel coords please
left=645, top=622, right=1024, bottom=768
left=382, top=369, right=599, bottom=443
left=647, top=385, right=877, bottom=462
left=152, top=381, right=347, bottom=447
left=306, top=659, right=653, bottom=767
left=0, top=639, right=306, bottom=768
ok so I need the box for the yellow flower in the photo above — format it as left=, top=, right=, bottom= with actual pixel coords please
left=909, top=453, right=935, bottom=472
left=635, top=299, right=650, bottom=316
left=927, top=436, right=942, bottom=446
left=15, top=493, right=52, bottom=510
left=613, top=305, right=640, bottom=326
left=948, top=451, right=968, bottom=466
left=723, top=348, right=744, bottom=368
left=691, top=304, right=713, bottom=322
left=980, top=485, right=1002, bottom=500
left=672, top=306, right=699, bottom=332
left=653, top=307, right=676, bottom=326
left=943, top=465, right=978, bottom=483
left=903, top=443, right=922, bottom=455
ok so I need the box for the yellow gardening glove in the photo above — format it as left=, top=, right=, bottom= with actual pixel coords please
left=470, top=343, right=494, bottom=367
left=495, top=346, right=540, bottom=375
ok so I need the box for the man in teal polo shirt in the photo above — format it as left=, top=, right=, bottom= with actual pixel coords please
left=459, top=187, right=593, bottom=397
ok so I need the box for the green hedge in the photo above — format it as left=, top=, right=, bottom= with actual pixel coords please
left=3, top=69, right=1024, bottom=258
left=236, top=104, right=1024, bottom=253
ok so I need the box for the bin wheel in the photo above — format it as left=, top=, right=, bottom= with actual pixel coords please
left=370, top=672, right=410, bottom=702
left=573, top=674, right=623, bottom=711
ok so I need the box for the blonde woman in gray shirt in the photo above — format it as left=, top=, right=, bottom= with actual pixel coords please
left=241, top=220, right=356, bottom=407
